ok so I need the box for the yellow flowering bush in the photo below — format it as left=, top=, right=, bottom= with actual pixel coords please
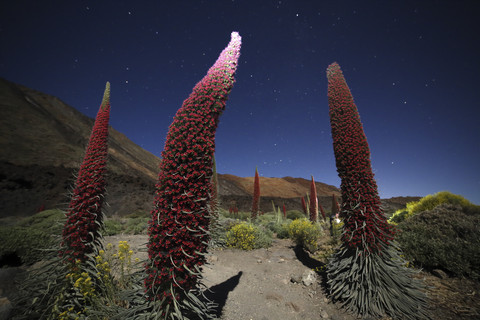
left=388, top=191, right=479, bottom=225
left=53, top=240, right=139, bottom=319
left=226, top=222, right=256, bottom=250
left=288, top=219, right=322, bottom=253
left=95, top=240, right=138, bottom=290
left=52, top=259, right=97, bottom=319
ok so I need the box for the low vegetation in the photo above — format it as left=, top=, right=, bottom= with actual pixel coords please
left=388, top=191, right=480, bottom=224
left=0, top=209, right=64, bottom=265
left=3, top=190, right=480, bottom=320
left=225, top=221, right=272, bottom=250
left=287, top=218, right=323, bottom=253
left=396, top=203, right=480, bottom=280
left=103, top=211, right=150, bottom=236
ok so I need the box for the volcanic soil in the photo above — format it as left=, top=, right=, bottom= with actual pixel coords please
left=104, top=234, right=480, bottom=320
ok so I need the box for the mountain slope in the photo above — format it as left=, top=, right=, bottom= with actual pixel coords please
left=0, top=78, right=160, bottom=217
left=0, top=77, right=160, bottom=178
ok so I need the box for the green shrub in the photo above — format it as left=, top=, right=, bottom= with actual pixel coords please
left=0, top=209, right=64, bottom=265
left=267, top=221, right=290, bottom=239
left=397, top=203, right=480, bottom=280
left=389, top=191, right=479, bottom=224
left=102, top=214, right=149, bottom=235
left=286, top=210, right=304, bottom=220
left=125, top=210, right=149, bottom=219
left=17, top=209, right=65, bottom=228
left=255, top=212, right=277, bottom=225
left=103, top=219, right=123, bottom=236
left=220, top=209, right=251, bottom=221
left=124, top=216, right=149, bottom=234
left=209, top=216, right=238, bottom=248
left=288, top=218, right=323, bottom=253
left=226, top=222, right=272, bottom=250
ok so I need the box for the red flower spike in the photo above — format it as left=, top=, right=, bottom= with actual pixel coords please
left=145, top=32, right=242, bottom=307
left=309, top=176, right=318, bottom=222
left=60, top=82, right=111, bottom=263
left=251, top=167, right=260, bottom=220
left=319, top=203, right=326, bottom=221
left=326, top=62, right=394, bottom=252
left=301, top=196, right=308, bottom=216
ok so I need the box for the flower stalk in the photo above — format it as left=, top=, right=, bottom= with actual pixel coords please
left=251, top=167, right=260, bottom=220
left=309, top=176, right=318, bottom=222
left=145, top=32, right=241, bottom=317
left=325, top=62, right=428, bottom=319
left=61, top=82, right=111, bottom=264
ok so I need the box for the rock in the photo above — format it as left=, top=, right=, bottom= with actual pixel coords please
left=208, top=255, right=218, bottom=263
left=301, top=269, right=317, bottom=286
left=0, top=297, right=12, bottom=320
left=257, top=259, right=263, bottom=263
left=319, top=309, right=329, bottom=319
left=431, top=269, right=448, bottom=279
left=290, top=273, right=302, bottom=284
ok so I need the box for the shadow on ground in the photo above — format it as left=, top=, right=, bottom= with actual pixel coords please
left=204, top=271, right=243, bottom=318
left=293, top=245, right=328, bottom=288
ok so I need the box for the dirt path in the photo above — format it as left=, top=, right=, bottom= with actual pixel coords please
left=105, top=235, right=356, bottom=320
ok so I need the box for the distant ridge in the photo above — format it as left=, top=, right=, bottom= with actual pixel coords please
left=218, top=174, right=340, bottom=198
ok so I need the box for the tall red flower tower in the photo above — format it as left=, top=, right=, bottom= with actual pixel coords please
left=61, top=82, right=111, bottom=264
left=251, top=167, right=260, bottom=220
left=145, top=32, right=241, bottom=318
left=326, top=62, right=428, bottom=319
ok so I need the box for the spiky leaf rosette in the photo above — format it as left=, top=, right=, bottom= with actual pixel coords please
left=208, top=155, right=224, bottom=248
left=326, top=62, right=428, bottom=319
left=145, top=32, right=241, bottom=318
left=309, top=176, right=318, bottom=222
left=251, top=167, right=260, bottom=220
left=61, top=82, right=111, bottom=263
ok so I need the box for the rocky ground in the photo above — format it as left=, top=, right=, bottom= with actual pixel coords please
left=1, top=234, right=479, bottom=319
left=103, top=234, right=480, bottom=320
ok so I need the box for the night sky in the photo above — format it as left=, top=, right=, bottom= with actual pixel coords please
left=1, top=1, right=479, bottom=204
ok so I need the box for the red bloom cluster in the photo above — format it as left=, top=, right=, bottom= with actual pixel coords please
left=282, top=204, right=286, bottom=219
left=309, top=176, right=318, bottom=222
left=251, top=167, right=260, bottom=220
left=145, top=32, right=241, bottom=304
left=61, top=82, right=111, bottom=263
left=327, top=62, right=394, bottom=253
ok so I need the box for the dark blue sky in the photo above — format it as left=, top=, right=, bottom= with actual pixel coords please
left=1, top=1, right=479, bottom=204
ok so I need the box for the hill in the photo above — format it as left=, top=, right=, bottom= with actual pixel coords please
left=0, top=78, right=160, bottom=217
